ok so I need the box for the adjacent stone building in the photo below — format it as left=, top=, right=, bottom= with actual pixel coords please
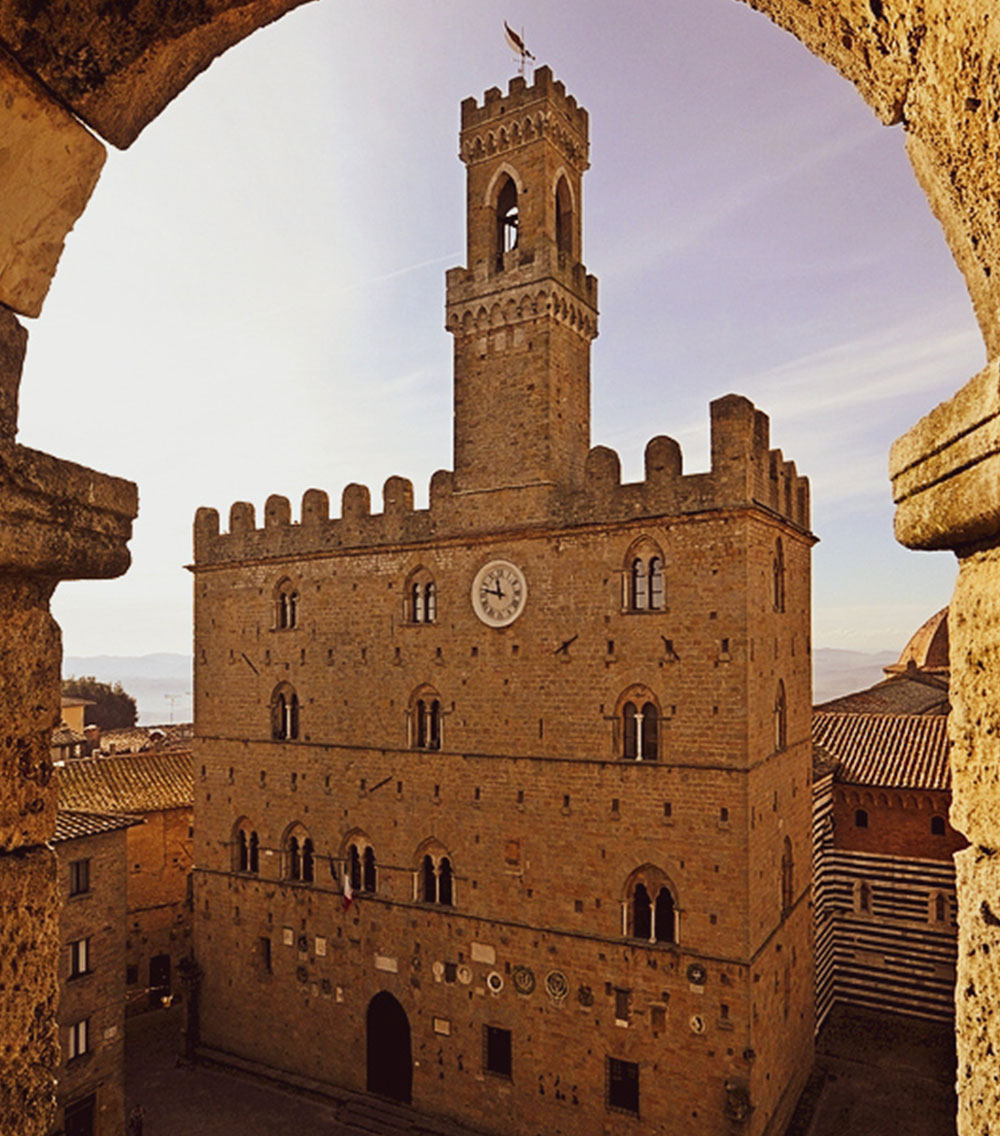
left=191, top=69, right=815, bottom=1136
left=812, top=610, right=963, bottom=1027
left=58, top=752, right=194, bottom=1015
left=51, top=811, right=136, bottom=1136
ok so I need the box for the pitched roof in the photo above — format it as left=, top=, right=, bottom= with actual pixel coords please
left=812, top=712, right=950, bottom=790
left=54, top=810, right=141, bottom=843
left=58, top=751, right=193, bottom=814
left=815, top=672, right=949, bottom=716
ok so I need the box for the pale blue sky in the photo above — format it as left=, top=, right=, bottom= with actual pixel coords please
left=20, top=0, right=972, bottom=657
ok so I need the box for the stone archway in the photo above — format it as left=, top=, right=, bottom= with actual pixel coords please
left=1, top=4, right=1000, bottom=1135
left=366, top=991, right=412, bottom=1104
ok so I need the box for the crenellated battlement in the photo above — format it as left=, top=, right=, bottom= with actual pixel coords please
left=193, top=395, right=810, bottom=568
left=459, top=66, right=589, bottom=167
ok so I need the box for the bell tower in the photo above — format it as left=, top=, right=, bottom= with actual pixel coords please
left=445, top=67, right=598, bottom=494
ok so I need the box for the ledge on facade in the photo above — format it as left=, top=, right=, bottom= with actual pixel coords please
left=0, top=441, right=137, bottom=578
left=891, top=359, right=1000, bottom=551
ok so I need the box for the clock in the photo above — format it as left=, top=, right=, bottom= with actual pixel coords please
left=471, top=559, right=527, bottom=627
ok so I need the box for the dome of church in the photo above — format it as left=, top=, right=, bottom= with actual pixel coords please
left=884, top=607, right=949, bottom=676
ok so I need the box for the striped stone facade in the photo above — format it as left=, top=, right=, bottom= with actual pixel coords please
left=812, top=622, right=961, bottom=1027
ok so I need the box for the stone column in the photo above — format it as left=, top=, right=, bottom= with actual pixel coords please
left=0, top=306, right=137, bottom=1134
left=891, top=362, right=1000, bottom=1135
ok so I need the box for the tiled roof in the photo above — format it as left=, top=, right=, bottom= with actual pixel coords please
left=58, top=751, right=193, bottom=814
left=54, top=810, right=141, bottom=842
left=98, top=723, right=193, bottom=755
left=52, top=726, right=85, bottom=747
left=815, top=673, right=949, bottom=716
left=812, top=712, right=950, bottom=790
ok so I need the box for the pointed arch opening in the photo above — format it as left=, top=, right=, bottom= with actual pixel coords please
left=623, top=865, right=677, bottom=944
left=496, top=175, right=519, bottom=270
left=555, top=173, right=573, bottom=257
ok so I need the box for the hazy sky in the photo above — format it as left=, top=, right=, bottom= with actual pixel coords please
left=20, top=0, right=975, bottom=659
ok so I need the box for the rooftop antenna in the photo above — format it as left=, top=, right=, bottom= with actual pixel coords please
left=504, top=21, right=535, bottom=77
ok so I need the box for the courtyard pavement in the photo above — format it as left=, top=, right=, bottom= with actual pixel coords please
left=787, top=1004, right=956, bottom=1136
left=127, top=1001, right=956, bottom=1135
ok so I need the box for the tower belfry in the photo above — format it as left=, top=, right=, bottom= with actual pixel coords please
left=445, top=67, right=598, bottom=494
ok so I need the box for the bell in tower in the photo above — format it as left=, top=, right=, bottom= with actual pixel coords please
left=445, top=67, right=599, bottom=495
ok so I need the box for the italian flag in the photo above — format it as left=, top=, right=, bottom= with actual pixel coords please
left=342, top=870, right=354, bottom=911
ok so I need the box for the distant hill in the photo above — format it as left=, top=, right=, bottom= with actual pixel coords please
left=813, top=648, right=898, bottom=706
left=63, top=654, right=192, bottom=726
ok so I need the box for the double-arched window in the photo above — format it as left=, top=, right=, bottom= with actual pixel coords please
left=275, top=577, right=299, bottom=630
left=411, top=686, right=442, bottom=750
left=284, top=824, right=314, bottom=883
left=347, top=836, right=377, bottom=894
left=271, top=683, right=299, bottom=741
left=625, top=539, right=666, bottom=611
left=624, top=866, right=677, bottom=944
left=407, top=568, right=437, bottom=624
left=233, top=819, right=260, bottom=874
left=417, top=844, right=454, bottom=906
left=618, top=688, right=660, bottom=761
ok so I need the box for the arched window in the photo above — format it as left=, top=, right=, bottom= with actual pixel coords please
left=774, top=681, right=787, bottom=751
left=653, top=887, right=675, bottom=943
left=781, top=836, right=794, bottom=914
left=233, top=819, right=259, bottom=875
left=630, top=559, right=647, bottom=609
left=283, top=825, right=311, bottom=883
left=624, top=866, right=677, bottom=944
left=275, top=578, right=299, bottom=630
left=496, top=175, right=518, bottom=268
left=270, top=683, right=299, bottom=741
left=857, top=880, right=872, bottom=913
left=412, top=688, right=443, bottom=750
left=854, top=808, right=869, bottom=829
left=346, top=837, right=377, bottom=894
left=407, top=569, right=437, bottom=624
left=621, top=692, right=659, bottom=761
left=934, top=892, right=948, bottom=922
left=418, top=845, right=455, bottom=906
left=931, top=815, right=946, bottom=835
left=649, top=557, right=665, bottom=609
left=773, top=538, right=785, bottom=613
left=625, top=540, right=666, bottom=611
left=633, top=883, right=652, bottom=940
left=555, top=175, right=573, bottom=256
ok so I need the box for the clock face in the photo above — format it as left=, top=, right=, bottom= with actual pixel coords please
left=471, top=559, right=527, bottom=627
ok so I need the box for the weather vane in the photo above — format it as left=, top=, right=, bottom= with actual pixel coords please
left=504, top=21, right=535, bottom=76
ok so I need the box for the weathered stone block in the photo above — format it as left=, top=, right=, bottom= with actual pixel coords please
left=0, top=306, right=26, bottom=442
left=0, top=0, right=315, bottom=150
left=955, top=846, right=1000, bottom=1136
left=0, top=50, right=105, bottom=318
left=0, top=577, right=60, bottom=850
left=0, top=843, right=59, bottom=1135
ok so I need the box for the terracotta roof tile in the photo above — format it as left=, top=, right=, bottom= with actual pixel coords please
left=812, top=712, right=950, bottom=790
left=815, top=673, right=948, bottom=716
left=58, top=751, right=193, bottom=814
left=54, top=810, right=140, bottom=842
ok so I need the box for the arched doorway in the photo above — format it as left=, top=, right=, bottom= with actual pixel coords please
left=366, top=991, right=412, bottom=1103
